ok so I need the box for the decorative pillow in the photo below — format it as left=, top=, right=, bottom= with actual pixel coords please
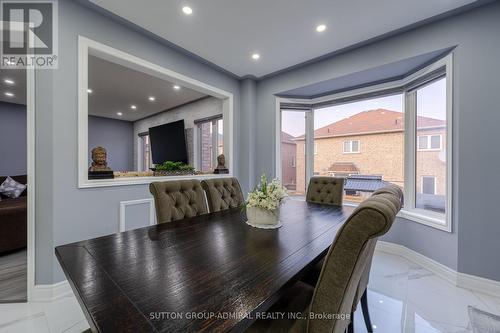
left=0, top=176, right=27, bottom=198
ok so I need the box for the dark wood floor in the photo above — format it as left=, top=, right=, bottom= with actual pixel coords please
left=0, top=249, right=27, bottom=302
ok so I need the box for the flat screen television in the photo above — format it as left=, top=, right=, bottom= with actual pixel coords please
left=149, top=119, right=188, bottom=165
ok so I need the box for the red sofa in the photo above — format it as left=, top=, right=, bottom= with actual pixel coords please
left=0, top=175, right=27, bottom=254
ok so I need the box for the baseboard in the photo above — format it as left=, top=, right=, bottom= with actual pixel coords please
left=376, top=241, right=500, bottom=298
left=31, top=280, right=73, bottom=302
left=457, top=272, right=500, bottom=298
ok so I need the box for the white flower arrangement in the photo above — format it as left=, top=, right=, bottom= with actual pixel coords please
left=246, top=174, right=288, bottom=211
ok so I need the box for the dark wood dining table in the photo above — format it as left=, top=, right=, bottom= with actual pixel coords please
left=55, top=200, right=354, bottom=333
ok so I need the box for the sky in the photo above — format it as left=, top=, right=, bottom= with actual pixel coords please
left=282, top=77, right=446, bottom=137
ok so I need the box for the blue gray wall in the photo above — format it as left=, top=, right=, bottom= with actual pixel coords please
left=36, top=0, right=243, bottom=284
left=0, top=102, right=26, bottom=176
left=88, top=116, right=134, bottom=171
left=254, top=2, right=500, bottom=281
left=34, top=0, right=500, bottom=284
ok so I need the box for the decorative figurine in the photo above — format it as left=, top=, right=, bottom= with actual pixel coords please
left=214, top=154, right=229, bottom=174
left=88, top=146, right=114, bottom=179
left=89, top=146, right=112, bottom=171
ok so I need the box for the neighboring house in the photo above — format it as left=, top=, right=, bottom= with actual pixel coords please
left=294, top=109, right=446, bottom=201
left=281, top=131, right=297, bottom=190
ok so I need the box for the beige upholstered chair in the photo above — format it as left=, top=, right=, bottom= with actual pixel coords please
left=350, top=185, right=403, bottom=332
left=306, top=176, right=344, bottom=206
left=149, top=180, right=208, bottom=224
left=201, top=178, right=244, bottom=212
left=247, top=186, right=402, bottom=333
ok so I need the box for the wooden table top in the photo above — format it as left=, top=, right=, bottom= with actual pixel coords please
left=55, top=200, right=354, bottom=333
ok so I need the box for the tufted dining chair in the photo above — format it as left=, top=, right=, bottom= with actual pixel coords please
left=201, top=178, right=245, bottom=213
left=302, top=184, right=403, bottom=333
left=246, top=186, right=402, bottom=333
left=149, top=180, right=208, bottom=224
left=306, top=176, right=345, bottom=206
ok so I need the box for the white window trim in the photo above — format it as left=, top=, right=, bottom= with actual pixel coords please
left=417, top=134, right=442, bottom=151
left=314, top=143, right=318, bottom=155
left=421, top=176, right=437, bottom=195
left=196, top=118, right=223, bottom=171
left=275, top=53, right=453, bottom=232
left=78, top=36, right=234, bottom=188
left=343, top=140, right=360, bottom=154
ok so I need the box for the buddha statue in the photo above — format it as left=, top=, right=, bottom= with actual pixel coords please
left=89, top=146, right=112, bottom=172
left=214, top=154, right=229, bottom=174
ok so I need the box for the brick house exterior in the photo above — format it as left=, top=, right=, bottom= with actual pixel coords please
left=292, top=109, right=446, bottom=197
left=281, top=132, right=297, bottom=190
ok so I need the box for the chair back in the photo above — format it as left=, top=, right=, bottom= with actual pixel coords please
left=306, top=176, right=344, bottom=206
left=149, top=180, right=208, bottom=223
left=307, top=185, right=402, bottom=333
left=201, top=178, right=244, bottom=212
left=351, top=185, right=403, bottom=311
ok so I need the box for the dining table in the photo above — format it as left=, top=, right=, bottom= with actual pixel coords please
left=55, top=199, right=354, bottom=333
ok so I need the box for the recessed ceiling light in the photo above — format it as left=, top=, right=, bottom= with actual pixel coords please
left=173, top=85, right=181, bottom=90
left=4, top=78, right=14, bottom=85
left=182, top=6, right=193, bottom=15
left=87, top=88, right=93, bottom=94
left=130, top=105, right=137, bottom=110
left=5, top=92, right=14, bottom=97
left=148, top=96, right=155, bottom=101
left=251, top=53, right=260, bottom=60
left=116, top=112, right=123, bottom=116
left=316, top=24, right=327, bottom=32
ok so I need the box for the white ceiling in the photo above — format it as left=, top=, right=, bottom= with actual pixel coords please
left=88, top=55, right=207, bottom=122
left=89, top=0, right=476, bottom=77
left=0, top=68, right=26, bottom=105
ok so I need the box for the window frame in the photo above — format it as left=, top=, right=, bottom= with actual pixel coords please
left=421, top=176, right=437, bottom=195
left=343, top=140, right=360, bottom=154
left=275, top=54, right=453, bottom=232
left=417, top=134, right=442, bottom=151
left=196, top=116, right=223, bottom=172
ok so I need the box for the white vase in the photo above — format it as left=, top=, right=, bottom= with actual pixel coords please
left=246, top=206, right=281, bottom=229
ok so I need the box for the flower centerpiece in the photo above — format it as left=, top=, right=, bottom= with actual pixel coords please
left=245, top=174, right=287, bottom=229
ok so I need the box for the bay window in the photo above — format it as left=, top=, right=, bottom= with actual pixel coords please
left=277, top=54, right=452, bottom=231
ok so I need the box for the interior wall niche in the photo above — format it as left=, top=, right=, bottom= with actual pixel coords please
left=78, top=37, right=234, bottom=188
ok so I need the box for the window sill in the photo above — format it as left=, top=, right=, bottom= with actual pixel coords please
left=344, top=202, right=451, bottom=232
left=78, top=173, right=233, bottom=189
left=397, top=209, right=451, bottom=232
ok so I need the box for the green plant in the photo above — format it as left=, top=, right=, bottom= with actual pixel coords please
left=155, top=161, right=194, bottom=172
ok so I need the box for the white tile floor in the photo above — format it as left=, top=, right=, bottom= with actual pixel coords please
left=1, top=252, right=499, bottom=333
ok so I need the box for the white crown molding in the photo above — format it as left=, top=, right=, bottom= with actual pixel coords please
left=376, top=241, right=500, bottom=298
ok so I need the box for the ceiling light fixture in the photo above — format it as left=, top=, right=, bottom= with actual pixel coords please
left=173, top=85, right=181, bottom=90
left=116, top=112, right=123, bottom=116
left=148, top=96, right=155, bottom=101
left=130, top=105, right=137, bottom=110
left=5, top=92, right=14, bottom=97
left=316, top=24, right=327, bottom=32
left=251, top=53, right=260, bottom=60
left=87, top=88, right=93, bottom=94
left=4, top=79, right=15, bottom=85
left=182, top=6, right=193, bottom=15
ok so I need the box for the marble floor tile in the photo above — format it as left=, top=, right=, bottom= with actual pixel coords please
left=42, top=296, right=86, bottom=333
left=0, top=313, right=50, bottom=333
